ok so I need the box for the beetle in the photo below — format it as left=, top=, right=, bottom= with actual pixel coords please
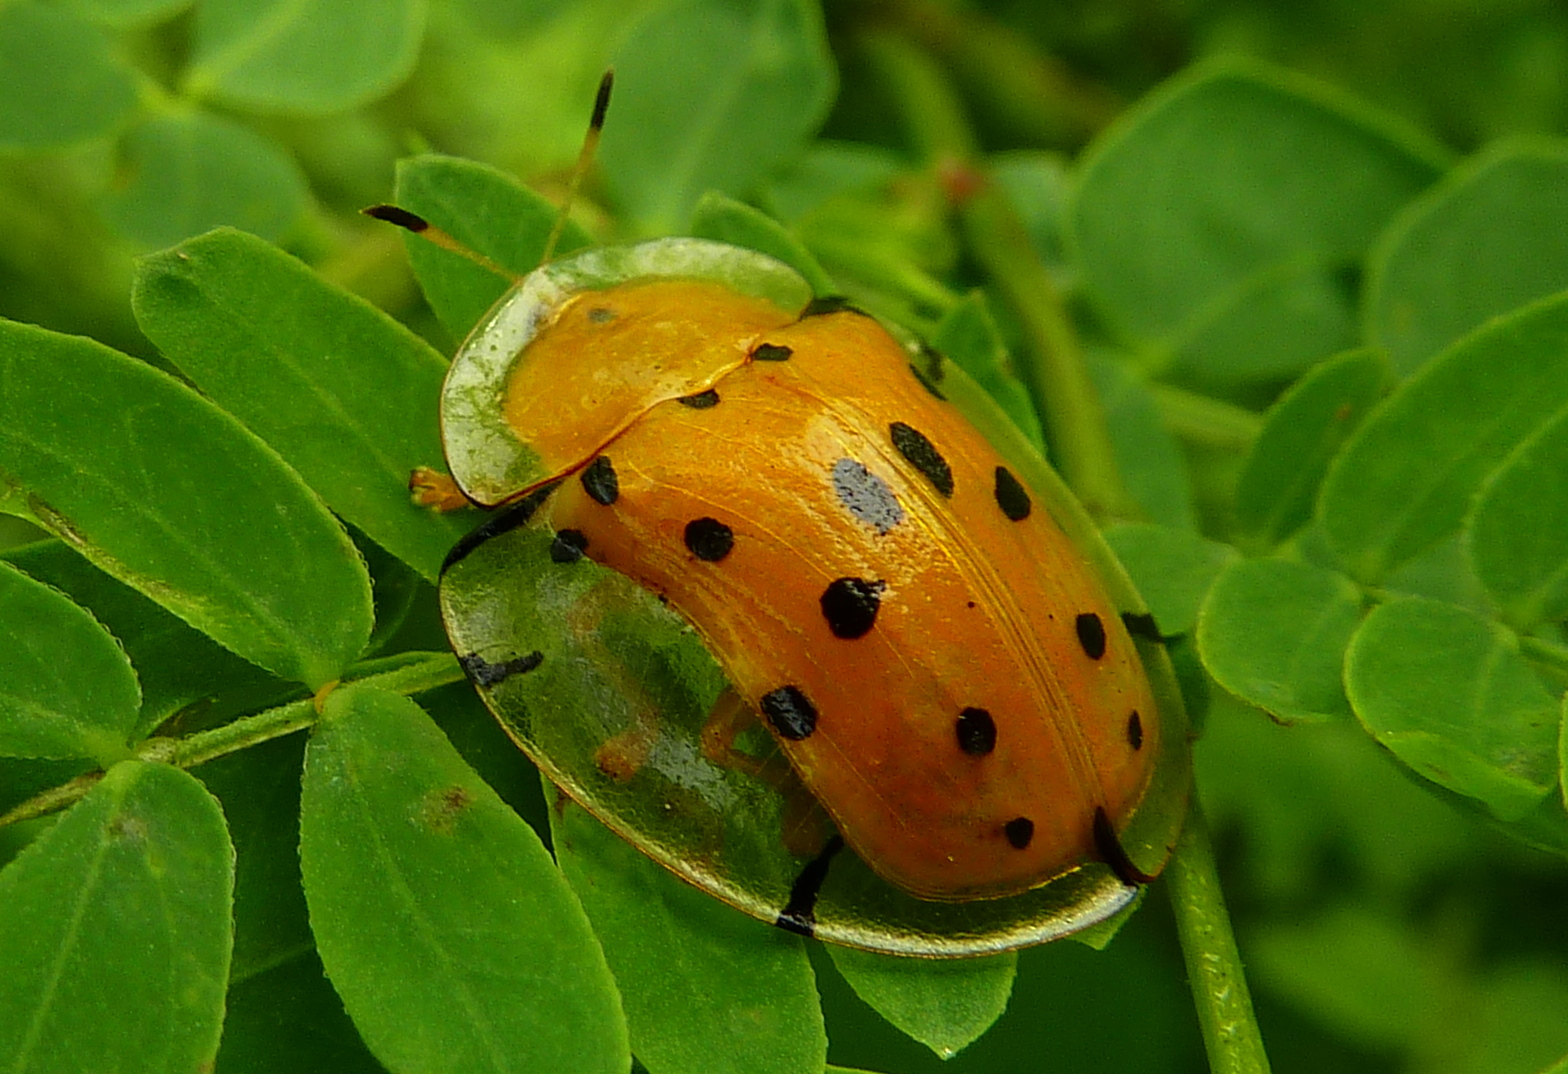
left=406, top=231, right=1190, bottom=955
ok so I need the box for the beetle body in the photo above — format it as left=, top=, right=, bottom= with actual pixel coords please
left=438, top=238, right=1188, bottom=952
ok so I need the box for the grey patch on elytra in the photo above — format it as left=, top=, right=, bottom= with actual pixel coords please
left=831, top=457, right=904, bottom=535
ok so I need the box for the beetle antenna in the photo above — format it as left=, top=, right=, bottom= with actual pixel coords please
left=539, top=68, right=614, bottom=267
left=361, top=203, right=520, bottom=283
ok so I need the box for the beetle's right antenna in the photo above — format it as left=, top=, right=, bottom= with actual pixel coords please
left=539, top=68, right=614, bottom=267
left=363, top=70, right=615, bottom=281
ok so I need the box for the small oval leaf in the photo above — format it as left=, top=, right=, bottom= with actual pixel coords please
left=100, top=112, right=311, bottom=248
left=1366, top=139, right=1568, bottom=376
left=187, top=0, right=425, bottom=113
left=600, top=0, right=838, bottom=230
left=0, top=561, right=140, bottom=762
left=300, top=685, right=629, bottom=1074
left=1070, top=59, right=1444, bottom=384
left=0, top=318, right=373, bottom=687
left=393, top=154, right=593, bottom=342
left=132, top=226, right=466, bottom=584
left=553, top=797, right=826, bottom=1074
left=1235, top=347, right=1387, bottom=548
left=690, top=190, right=837, bottom=297
left=1345, top=597, right=1559, bottom=821
left=826, top=945, right=1016, bottom=1059
left=1104, top=523, right=1238, bottom=637
left=1466, top=402, right=1568, bottom=630
left=1319, top=290, right=1568, bottom=584
left=0, top=760, right=233, bottom=1073
left=0, top=2, right=137, bottom=150
left=1197, top=558, right=1363, bottom=724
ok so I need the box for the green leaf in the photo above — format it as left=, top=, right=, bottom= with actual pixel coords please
left=1197, top=558, right=1363, bottom=724
left=132, top=227, right=468, bottom=584
left=1366, top=138, right=1568, bottom=376
left=1070, top=59, right=1444, bottom=383
left=187, top=0, right=426, bottom=113
left=826, top=946, right=1015, bottom=1060
left=761, top=140, right=904, bottom=224
left=0, top=761, right=233, bottom=1074
left=1234, top=347, right=1387, bottom=548
left=599, top=0, right=838, bottom=230
left=3, top=539, right=287, bottom=738
left=991, top=150, right=1070, bottom=270
left=1345, top=597, right=1559, bottom=821
left=100, top=111, right=311, bottom=248
left=0, top=2, right=137, bottom=150
left=1318, top=290, right=1568, bottom=584
left=393, top=154, right=593, bottom=342
left=1086, top=350, right=1196, bottom=530
left=930, top=292, right=1046, bottom=452
left=552, top=798, right=826, bottom=1074
left=690, top=190, right=836, bottom=296
left=1466, top=402, right=1568, bottom=630
left=0, top=561, right=140, bottom=763
left=0, top=319, right=373, bottom=687
left=299, top=685, right=628, bottom=1074
left=67, top=0, right=192, bottom=27
left=1103, top=523, right=1238, bottom=636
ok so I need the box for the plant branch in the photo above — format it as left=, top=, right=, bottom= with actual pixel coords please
left=0, top=651, right=464, bottom=829
left=1166, top=801, right=1273, bottom=1074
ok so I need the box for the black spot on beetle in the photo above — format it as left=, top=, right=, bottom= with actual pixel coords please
left=1075, top=612, right=1107, bottom=660
left=678, top=389, right=720, bottom=409
left=820, top=577, right=885, bottom=639
left=1127, top=711, right=1144, bottom=751
left=890, top=422, right=953, bottom=497
left=956, top=707, right=996, bottom=756
left=776, top=835, right=845, bottom=937
left=684, top=517, right=734, bottom=561
left=752, top=343, right=792, bottom=362
left=831, top=458, right=904, bottom=534
left=799, top=295, right=867, bottom=319
left=550, top=529, right=589, bottom=563
left=581, top=455, right=619, bottom=505
left=761, top=686, right=817, bottom=740
left=994, top=466, right=1031, bottom=521
left=1004, top=817, right=1035, bottom=849
left=587, top=306, right=616, bottom=324
left=1094, top=805, right=1157, bottom=886
left=459, top=650, right=543, bottom=688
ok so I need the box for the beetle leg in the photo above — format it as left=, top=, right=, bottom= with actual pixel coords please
left=410, top=466, right=474, bottom=512
left=701, top=686, right=836, bottom=859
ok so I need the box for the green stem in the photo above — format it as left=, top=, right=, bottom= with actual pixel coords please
left=1151, top=384, right=1264, bottom=452
left=1166, top=801, right=1273, bottom=1074
left=0, top=651, right=464, bottom=829
left=859, top=29, right=1138, bottom=522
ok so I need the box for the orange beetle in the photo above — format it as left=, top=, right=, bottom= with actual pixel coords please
left=433, top=240, right=1189, bottom=952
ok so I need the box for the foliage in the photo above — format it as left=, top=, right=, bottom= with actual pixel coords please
left=4, top=1, right=1568, bottom=1073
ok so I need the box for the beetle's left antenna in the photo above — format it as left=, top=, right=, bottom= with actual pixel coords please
left=361, top=203, right=520, bottom=283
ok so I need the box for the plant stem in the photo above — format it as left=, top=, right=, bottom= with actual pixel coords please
left=1150, top=384, right=1264, bottom=451
left=0, top=651, right=464, bottom=829
left=1166, top=801, right=1273, bottom=1074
